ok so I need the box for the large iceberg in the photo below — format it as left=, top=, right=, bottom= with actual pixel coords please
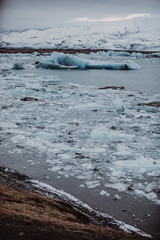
left=36, top=52, right=140, bottom=70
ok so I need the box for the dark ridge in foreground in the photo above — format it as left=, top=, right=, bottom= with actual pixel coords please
left=0, top=47, right=159, bottom=55
left=0, top=166, right=151, bottom=240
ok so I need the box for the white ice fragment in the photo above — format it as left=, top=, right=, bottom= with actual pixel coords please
left=85, top=180, right=100, bottom=189
left=22, top=73, right=36, bottom=78
left=90, top=127, right=133, bottom=142
left=49, top=166, right=62, bottom=172
left=145, top=183, right=154, bottom=193
left=113, top=96, right=125, bottom=114
left=134, top=189, right=145, bottom=197
left=42, top=78, right=61, bottom=85
left=90, top=127, right=110, bottom=140
left=145, top=192, right=157, bottom=201
left=4, top=75, right=19, bottom=80
left=113, top=156, right=157, bottom=173
left=114, top=194, right=121, bottom=200
left=147, top=171, right=158, bottom=177
left=12, top=135, right=25, bottom=143
left=81, top=163, right=93, bottom=170
left=27, top=159, right=35, bottom=166
left=75, top=102, right=103, bottom=111
left=154, top=199, right=160, bottom=205
left=105, top=182, right=128, bottom=192
left=27, top=159, right=34, bottom=163
left=79, top=184, right=85, bottom=188
left=100, top=190, right=110, bottom=197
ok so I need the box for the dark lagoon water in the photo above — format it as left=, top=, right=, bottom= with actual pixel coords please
left=29, top=58, right=160, bottom=94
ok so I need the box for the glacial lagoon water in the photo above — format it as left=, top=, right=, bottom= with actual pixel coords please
left=0, top=53, right=160, bottom=236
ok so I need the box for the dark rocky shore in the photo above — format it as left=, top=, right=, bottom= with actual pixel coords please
left=0, top=47, right=159, bottom=55
left=0, top=166, right=152, bottom=240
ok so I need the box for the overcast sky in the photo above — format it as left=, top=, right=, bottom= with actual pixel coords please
left=0, top=0, right=159, bottom=30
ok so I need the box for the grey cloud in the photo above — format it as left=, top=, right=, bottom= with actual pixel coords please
left=0, top=0, right=159, bottom=30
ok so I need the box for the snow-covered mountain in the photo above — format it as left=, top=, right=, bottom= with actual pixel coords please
left=0, top=14, right=160, bottom=51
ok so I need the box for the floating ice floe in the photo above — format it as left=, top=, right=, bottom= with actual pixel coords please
left=90, top=126, right=133, bottom=142
left=100, top=190, right=110, bottom=197
left=36, top=52, right=140, bottom=70
left=113, top=95, right=125, bottom=114
left=88, top=51, right=160, bottom=59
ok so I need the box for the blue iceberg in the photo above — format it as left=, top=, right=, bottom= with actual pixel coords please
left=36, top=52, right=140, bottom=70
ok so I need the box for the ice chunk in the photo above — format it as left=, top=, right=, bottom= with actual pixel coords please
left=90, top=127, right=133, bottom=141
left=113, top=96, right=125, bottom=114
left=36, top=60, right=78, bottom=69
left=134, top=189, right=145, bottom=197
left=100, top=190, right=110, bottom=196
left=91, top=127, right=110, bottom=140
left=85, top=180, right=101, bottom=189
left=37, top=52, right=140, bottom=70
left=12, top=62, right=24, bottom=70
left=114, top=194, right=121, bottom=200
left=12, top=135, right=26, bottom=143
left=145, top=192, right=157, bottom=201
left=105, top=182, right=128, bottom=192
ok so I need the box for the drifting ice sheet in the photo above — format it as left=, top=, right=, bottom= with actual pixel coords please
left=36, top=52, right=140, bottom=70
